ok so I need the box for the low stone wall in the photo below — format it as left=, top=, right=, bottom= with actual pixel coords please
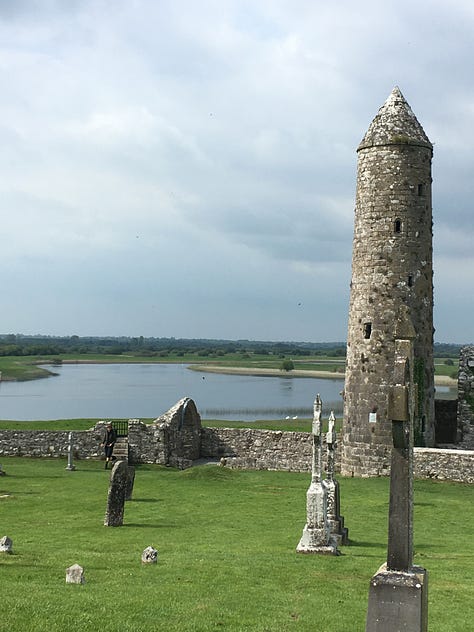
left=413, top=447, right=474, bottom=484
left=0, top=415, right=473, bottom=484
left=201, top=427, right=340, bottom=472
left=0, top=398, right=202, bottom=469
left=0, top=427, right=104, bottom=459
left=201, top=427, right=474, bottom=483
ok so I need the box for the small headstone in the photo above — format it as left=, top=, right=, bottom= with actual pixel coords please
left=0, top=464, right=6, bottom=476
left=125, top=465, right=135, bottom=501
left=66, top=563, right=85, bottom=584
left=141, top=546, right=158, bottom=564
left=0, top=536, right=13, bottom=553
left=104, top=460, right=129, bottom=526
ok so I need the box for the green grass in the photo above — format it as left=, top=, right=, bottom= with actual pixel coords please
left=0, top=458, right=472, bottom=631
left=0, top=352, right=459, bottom=383
left=0, top=418, right=337, bottom=433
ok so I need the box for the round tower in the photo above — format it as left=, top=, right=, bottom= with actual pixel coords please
left=341, top=87, right=435, bottom=477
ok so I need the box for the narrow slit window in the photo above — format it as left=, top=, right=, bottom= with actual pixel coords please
left=363, top=322, right=372, bottom=339
left=408, top=275, right=413, bottom=287
left=418, top=183, right=424, bottom=196
left=394, top=218, right=402, bottom=233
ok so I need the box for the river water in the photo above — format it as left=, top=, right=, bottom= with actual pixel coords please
left=0, top=363, right=345, bottom=421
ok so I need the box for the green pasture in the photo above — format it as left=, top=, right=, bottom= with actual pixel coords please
left=0, top=457, right=472, bottom=631
left=0, top=418, right=321, bottom=433
left=0, top=351, right=459, bottom=383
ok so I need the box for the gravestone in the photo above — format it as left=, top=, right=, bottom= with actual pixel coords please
left=0, top=535, right=13, bottom=553
left=366, top=308, right=428, bottom=631
left=66, top=563, right=85, bottom=584
left=125, top=465, right=135, bottom=501
left=141, top=546, right=158, bottom=564
left=296, top=396, right=338, bottom=555
left=323, top=411, right=348, bottom=545
left=104, top=460, right=129, bottom=527
left=66, top=431, right=76, bottom=471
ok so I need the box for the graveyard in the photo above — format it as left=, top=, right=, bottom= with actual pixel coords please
left=0, top=456, right=472, bottom=631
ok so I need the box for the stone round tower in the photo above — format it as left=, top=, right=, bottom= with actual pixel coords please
left=341, top=87, right=435, bottom=477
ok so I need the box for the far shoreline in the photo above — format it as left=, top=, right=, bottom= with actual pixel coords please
left=190, top=364, right=457, bottom=387
left=2, top=358, right=457, bottom=389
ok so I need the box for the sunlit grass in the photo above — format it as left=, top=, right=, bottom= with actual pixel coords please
left=0, top=418, right=333, bottom=433
left=0, top=458, right=472, bottom=631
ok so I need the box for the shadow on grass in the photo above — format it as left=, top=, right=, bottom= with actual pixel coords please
left=346, top=540, right=385, bottom=549
left=123, top=523, right=172, bottom=529
left=128, top=498, right=161, bottom=503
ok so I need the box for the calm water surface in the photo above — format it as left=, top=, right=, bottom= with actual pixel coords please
left=0, top=363, right=345, bottom=421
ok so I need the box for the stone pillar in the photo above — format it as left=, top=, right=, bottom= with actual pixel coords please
left=297, top=396, right=338, bottom=555
left=366, top=309, right=428, bottom=631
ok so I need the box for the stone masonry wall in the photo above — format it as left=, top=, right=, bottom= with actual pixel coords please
left=0, top=426, right=104, bottom=459
left=414, top=448, right=474, bottom=484
left=457, top=346, right=474, bottom=449
left=0, top=422, right=472, bottom=483
left=201, top=428, right=474, bottom=483
left=128, top=397, right=201, bottom=468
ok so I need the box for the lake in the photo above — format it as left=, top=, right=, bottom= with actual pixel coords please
left=0, top=363, right=345, bottom=422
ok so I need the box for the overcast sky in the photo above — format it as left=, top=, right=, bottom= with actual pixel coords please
left=1, top=0, right=473, bottom=343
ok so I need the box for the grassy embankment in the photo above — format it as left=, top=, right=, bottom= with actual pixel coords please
left=0, top=457, right=472, bottom=632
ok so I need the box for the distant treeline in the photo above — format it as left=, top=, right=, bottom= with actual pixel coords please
left=0, top=334, right=349, bottom=358
left=0, top=334, right=464, bottom=359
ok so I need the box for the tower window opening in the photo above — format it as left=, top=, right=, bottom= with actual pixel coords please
left=418, top=183, right=424, bottom=196
left=408, top=275, right=413, bottom=287
left=394, top=218, right=402, bottom=233
left=363, top=322, right=372, bottom=339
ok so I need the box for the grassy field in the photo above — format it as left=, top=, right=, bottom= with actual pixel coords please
left=0, top=457, right=472, bottom=631
left=0, top=418, right=325, bottom=433
left=0, top=351, right=458, bottom=383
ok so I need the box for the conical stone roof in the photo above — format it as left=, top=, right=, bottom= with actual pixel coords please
left=358, top=86, right=432, bottom=151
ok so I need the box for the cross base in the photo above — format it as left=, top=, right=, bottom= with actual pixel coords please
left=296, top=525, right=339, bottom=555
left=366, top=563, right=428, bottom=632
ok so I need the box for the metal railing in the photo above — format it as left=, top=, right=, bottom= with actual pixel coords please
left=110, top=420, right=129, bottom=437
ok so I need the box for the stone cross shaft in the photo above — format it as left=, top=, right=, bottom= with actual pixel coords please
left=386, top=325, right=415, bottom=572
left=326, top=411, right=336, bottom=482
left=311, top=394, right=323, bottom=484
